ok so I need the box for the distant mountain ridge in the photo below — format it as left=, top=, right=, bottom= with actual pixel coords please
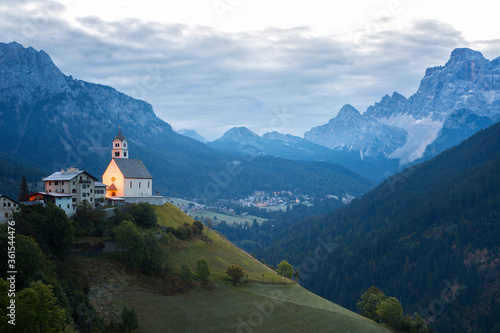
left=208, top=126, right=399, bottom=182
left=305, top=48, right=500, bottom=164
left=0, top=42, right=371, bottom=200
left=177, top=129, right=207, bottom=143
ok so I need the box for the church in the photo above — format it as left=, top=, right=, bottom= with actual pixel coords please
left=102, top=128, right=157, bottom=202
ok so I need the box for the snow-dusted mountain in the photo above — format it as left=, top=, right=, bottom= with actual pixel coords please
left=305, top=48, right=500, bottom=165
left=177, top=129, right=207, bottom=143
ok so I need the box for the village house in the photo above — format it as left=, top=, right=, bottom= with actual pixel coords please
left=25, top=192, right=73, bottom=217
left=0, top=194, right=20, bottom=223
left=41, top=167, right=99, bottom=215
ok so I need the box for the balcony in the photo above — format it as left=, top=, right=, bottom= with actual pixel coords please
left=79, top=180, right=91, bottom=184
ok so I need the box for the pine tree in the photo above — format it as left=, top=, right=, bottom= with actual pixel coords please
left=18, top=175, right=30, bottom=202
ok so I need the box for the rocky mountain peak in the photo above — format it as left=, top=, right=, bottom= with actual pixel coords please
left=217, top=127, right=260, bottom=142
left=446, top=48, right=487, bottom=66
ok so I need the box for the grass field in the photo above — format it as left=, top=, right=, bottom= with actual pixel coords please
left=78, top=203, right=391, bottom=332
left=155, top=203, right=283, bottom=283
left=115, top=284, right=392, bottom=333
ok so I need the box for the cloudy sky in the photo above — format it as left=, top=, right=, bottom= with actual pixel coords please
left=1, top=0, right=499, bottom=140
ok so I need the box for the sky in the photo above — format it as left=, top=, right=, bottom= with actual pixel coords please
left=1, top=0, right=500, bottom=140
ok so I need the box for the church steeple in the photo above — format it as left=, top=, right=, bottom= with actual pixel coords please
left=112, top=126, right=129, bottom=159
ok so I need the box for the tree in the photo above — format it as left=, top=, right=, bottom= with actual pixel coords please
left=143, top=232, right=168, bottom=275
left=113, top=221, right=147, bottom=268
left=376, top=296, right=403, bottom=329
left=226, top=265, right=245, bottom=285
left=16, top=281, right=76, bottom=333
left=121, top=306, right=138, bottom=332
left=195, top=259, right=211, bottom=282
left=18, top=175, right=30, bottom=202
left=180, top=263, right=192, bottom=283
left=193, top=220, right=204, bottom=233
left=129, top=202, right=157, bottom=228
left=277, top=260, right=293, bottom=282
left=40, top=203, right=74, bottom=258
left=357, top=286, right=387, bottom=322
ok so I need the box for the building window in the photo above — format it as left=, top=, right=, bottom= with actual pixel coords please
left=13, top=204, right=16, bottom=207
left=115, top=143, right=119, bottom=147
left=148, top=181, right=150, bottom=189
left=124, top=143, right=127, bottom=148
left=3, top=203, right=5, bottom=207
left=83, top=193, right=86, bottom=197
left=4, top=213, right=7, bottom=218
left=49, top=182, right=52, bottom=186
left=61, top=189, right=64, bottom=193
left=90, top=189, right=93, bottom=193
left=67, top=204, right=70, bottom=208
left=90, top=198, right=93, bottom=202
left=124, top=152, right=127, bottom=157
left=72, top=189, right=76, bottom=193
left=62, top=181, right=64, bottom=185
left=72, top=198, right=76, bottom=202
left=59, top=204, right=61, bottom=208
left=82, top=184, right=86, bottom=189
left=130, top=181, right=133, bottom=188
left=139, top=182, right=141, bottom=189
left=8, top=203, right=11, bottom=207
left=49, top=189, right=52, bottom=192
left=115, top=151, right=120, bottom=157
left=73, top=181, right=75, bottom=185
left=55, top=181, right=58, bottom=185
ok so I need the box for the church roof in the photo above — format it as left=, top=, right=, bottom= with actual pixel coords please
left=114, top=127, right=126, bottom=141
left=113, top=158, right=152, bottom=179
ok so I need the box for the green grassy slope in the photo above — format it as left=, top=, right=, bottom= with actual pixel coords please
left=79, top=203, right=391, bottom=333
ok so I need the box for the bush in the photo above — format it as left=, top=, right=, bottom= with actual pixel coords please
left=193, top=220, right=204, bottom=232
left=121, top=306, right=138, bottom=333
left=195, top=259, right=211, bottom=282
left=226, top=265, right=245, bottom=285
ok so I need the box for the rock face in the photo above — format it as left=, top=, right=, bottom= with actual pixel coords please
left=305, top=48, right=500, bottom=164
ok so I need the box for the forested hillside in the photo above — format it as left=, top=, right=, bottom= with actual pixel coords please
left=258, top=122, right=500, bottom=332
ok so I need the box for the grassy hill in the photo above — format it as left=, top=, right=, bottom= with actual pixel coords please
left=71, top=203, right=391, bottom=333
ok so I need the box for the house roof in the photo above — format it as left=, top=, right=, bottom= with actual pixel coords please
left=114, top=158, right=152, bottom=179
left=0, top=194, right=20, bottom=204
left=27, top=192, right=72, bottom=198
left=43, top=169, right=98, bottom=182
left=114, top=127, right=126, bottom=141
left=107, top=184, right=117, bottom=191
left=95, top=182, right=108, bottom=188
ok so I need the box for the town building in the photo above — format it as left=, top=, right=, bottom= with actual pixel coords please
left=0, top=194, right=19, bottom=223
left=42, top=167, right=99, bottom=214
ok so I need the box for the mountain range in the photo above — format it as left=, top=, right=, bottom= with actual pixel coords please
left=0, top=42, right=370, bottom=200
left=305, top=48, right=499, bottom=164
left=208, top=48, right=499, bottom=177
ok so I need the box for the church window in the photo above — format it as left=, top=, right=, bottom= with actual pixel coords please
left=124, top=152, right=127, bottom=157
left=139, top=182, right=141, bottom=189
left=130, top=181, right=133, bottom=188
left=115, top=151, right=120, bottom=157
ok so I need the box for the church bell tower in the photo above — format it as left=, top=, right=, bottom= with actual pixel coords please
left=112, top=126, right=129, bottom=159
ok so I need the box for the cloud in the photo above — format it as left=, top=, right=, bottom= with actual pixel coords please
left=1, top=0, right=500, bottom=140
